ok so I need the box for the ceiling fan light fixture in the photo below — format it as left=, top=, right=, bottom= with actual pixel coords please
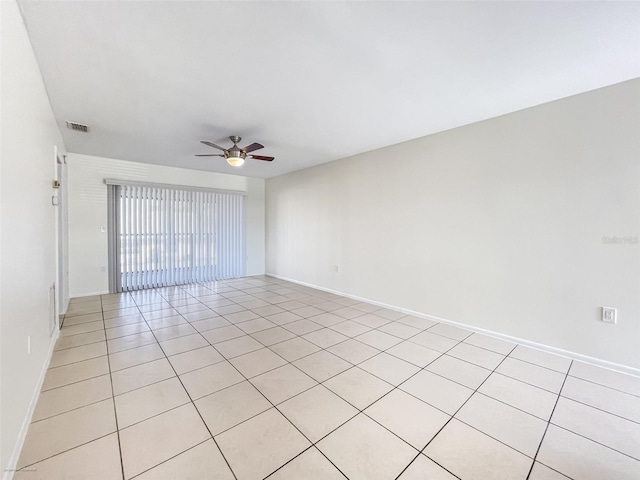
left=227, top=156, right=245, bottom=167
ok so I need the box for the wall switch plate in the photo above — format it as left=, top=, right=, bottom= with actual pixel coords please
left=602, top=307, right=617, bottom=324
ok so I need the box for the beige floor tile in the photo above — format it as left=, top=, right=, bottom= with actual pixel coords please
left=479, top=372, right=558, bottom=420
left=463, top=333, right=516, bottom=355
left=195, top=381, right=271, bottom=436
left=327, top=338, right=380, bottom=364
left=211, top=334, right=263, bottom=358
left=216, top=408, right=310, bottom=480
left=107, top=331, right=157, bottom=354
left=18, top=399, right=117, bottom=468
left=141, top=309, right=179, bottom=321
left=111, top=358, right=175, bottom=395
left=409, top=331, right=458, bottom=352
left=268, top=447, right=345, bottom=480
left=59, top=320, right=104, bottom=337
left=145, top=315, right=186, bottom=330
left=424, top=419, right=531, bottom=480
left=214, top=304, right=248, bottom=316
left=551, top=397, right=640, bottom=459
left=569, top=361, right=640, bottom=396
left=42, top=356, right=110, bottom=391
left=355, top=330, right=402, bottom=350
left=250, top=326, right=296, bottom=346
left=159, top=333, right=208, bottom=356
left=181, top=309, right=220, bottom=323
left=308, top=312, right=344, bottom=327
left=386, top=341, right=441, bottom=368
left=278, top=385, right=358, bottom=442
left=106, top=322, right=150, bottom=340
left=180, top=361, right=244, bottom=399
left=135, top=439, right=234, bottom=480
left=301, top=328, right=348, bottom=349
left=293, top=350, right=352, bottom=382
left=252, top=304, right=286, bottom=317
left=176, top=303, right=210, bottom=315
left=115, top=377, right=190, bottom=428
left=224, top=310, right=261, bottom=324
left=359, top=352, right=420, bottom=386
left=65, top=312, right=102, bottom=323
left=447, top=342, right=505, bottom=370
left=14, top=434, right=122, bottom=480
left=427, top=323, right=473, bottom=341
left=138, top=301, right=173, bottom=313
left=397, top=315, right=438, bottom=330
left=509, top=345, right=572, bottom=373
left=397, top=454, right=457, bottom=479
left=282, top=318, right=323, bottom=335
left=104, top=307, right=140, bottom=319
left=276, top=300, right=307, bottom=311
left=289, top=305, right=325, bottom=318
left=528, top=462, right=571, bottom=480
left=251, top=364, right=317, bottom=404
left=190, top=316, right=230, bottom=333
left=426, top=355, right=492, bottom=389
left=378, top=322, right=422, bottom=339
left=152, top=323, right=197, bottom=341
left=230, top=348, right=287, bottom=378
left=333, top=306, right=366, bottom=320
left=351, top=302, right=381, bottom=313
left=352, top=313, right=391, bottom=328
left=49, top=342, right=107, bottom=368
left=268, top=338, right=319, bottom=362
left=561, top=375, right=640, bottom=423
left=324, top=367, right=393, bottom=410
left=236, top=317, right=278, bottom=334
left=120, top=403, right=210, bottom=479
left=373, top=308, right=406, bottom=321
left=456, top=393, right=547, bottom=456
left=33, top=375, right=112, bottom=421
left=496, top=358, right=566, bottom=393
left=109, top=343, right=165, bottom=372
left=201, top=324, right=246, bottom=345
left=168, top=345, right=224, bottom=374
left=240, top=299, right=272, bottom=309
left=329, top=320, right=372, bottom=337
left=400, top=370, right=473, bottom=415
left=366, top=389, right=450, bottom=449
left=537, top=424, right=640, bottom=480
left=54, top=330, right=105, bottom=351
left=317, top=414, right=416, bottom=480
left=265, top=311, right=302, bottom=325
left=315, top=301, right=343, bottom=312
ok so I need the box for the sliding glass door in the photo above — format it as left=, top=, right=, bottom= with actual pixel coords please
left=108, top=183, right=245, bottom=292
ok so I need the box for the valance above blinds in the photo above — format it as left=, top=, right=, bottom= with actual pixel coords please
left=108, top=183, right=245, bottom=292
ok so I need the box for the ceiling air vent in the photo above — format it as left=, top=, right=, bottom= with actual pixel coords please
left=66, top=121, right=89, bottom=133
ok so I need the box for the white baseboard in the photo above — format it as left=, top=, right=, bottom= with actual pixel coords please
left=69, top=290, right=109, bottom=299
left=3, top=329, right=60, bottom=480
left=267, top=273, right=640, bottom=377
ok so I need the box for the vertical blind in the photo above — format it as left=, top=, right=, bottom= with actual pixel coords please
left=109, top=183, right=245, bottom=292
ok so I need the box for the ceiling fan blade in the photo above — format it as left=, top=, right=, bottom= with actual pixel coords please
left=250, top=155, right=274, bottom=161
left=201, top=141, right=226, bottom=151
left=242, top=142, right=264, bottom=153
left=195, top=154, right=224, bottom=157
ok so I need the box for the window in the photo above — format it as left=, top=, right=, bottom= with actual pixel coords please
left=108, top=183, right=245, bottom=292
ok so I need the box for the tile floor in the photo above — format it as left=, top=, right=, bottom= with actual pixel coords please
left=13, top=276, right=640, bottom=480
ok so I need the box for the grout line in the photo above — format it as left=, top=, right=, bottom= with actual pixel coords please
left=100, top=295, right=127, bottom=480
left=525, top=360, right=573, bottom=480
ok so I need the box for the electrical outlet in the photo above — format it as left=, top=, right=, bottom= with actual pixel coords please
left=602, top=307, right=617, bottom=324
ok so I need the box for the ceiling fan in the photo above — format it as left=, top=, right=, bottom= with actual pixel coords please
left=196, top=135, right=274, bottom=167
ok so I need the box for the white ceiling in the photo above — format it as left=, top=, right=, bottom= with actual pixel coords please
left=18, top=1, right=640, bottom=179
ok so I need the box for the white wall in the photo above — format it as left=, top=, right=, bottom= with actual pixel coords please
left=0, top=0, right=67, bottom=475
left=67, top=154, right=265, bottom=296
left=266, top=79, right=640, bottom=369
